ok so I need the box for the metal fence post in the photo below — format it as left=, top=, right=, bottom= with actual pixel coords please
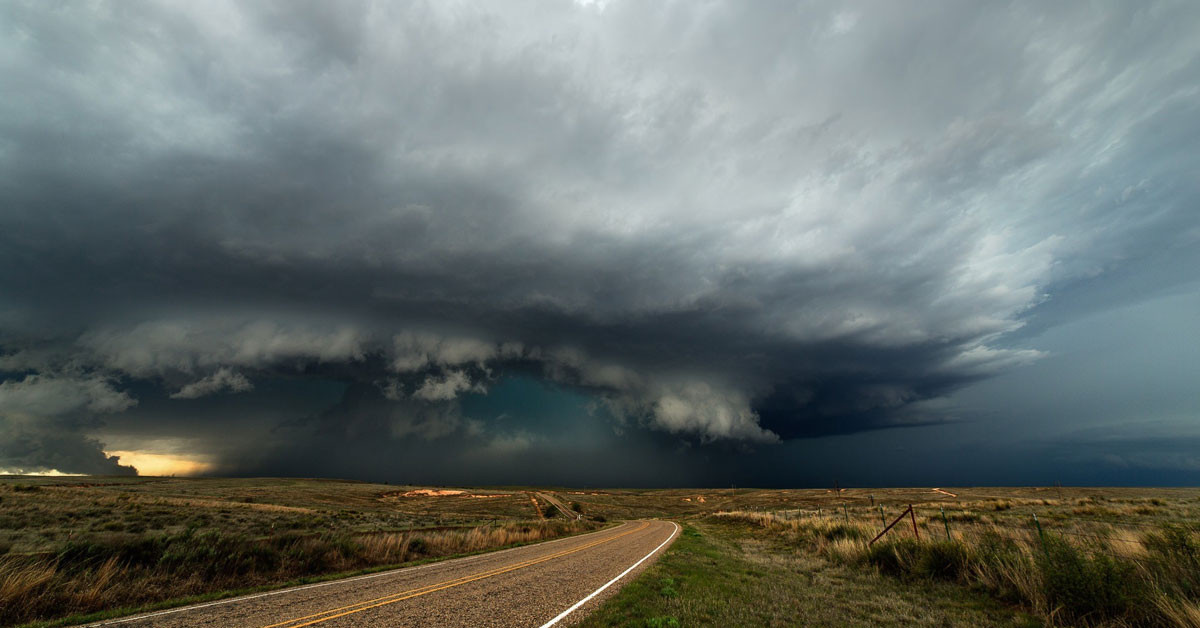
left=1033, top=513, right=1048, bottom=556
left=940, top=507, right=951, bottom=540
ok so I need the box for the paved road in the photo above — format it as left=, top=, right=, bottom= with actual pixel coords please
left=87, top=520, right=678, bottom=628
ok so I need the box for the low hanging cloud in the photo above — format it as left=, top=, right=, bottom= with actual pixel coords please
left=0, top=1, right=1197, bottom=475
left=170, top=368, right=254, bottom=400
left=0, top=374, right=138, bottom=475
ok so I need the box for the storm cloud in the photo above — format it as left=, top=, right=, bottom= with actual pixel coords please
left=1, top=1, right=1197, bottom=481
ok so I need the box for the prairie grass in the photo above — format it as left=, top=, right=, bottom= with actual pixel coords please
left=716, top=508, right=1200, bottom=627
left=0, top=476, right=596, bottom=627
left=577, top=522, right=1036, bottom=627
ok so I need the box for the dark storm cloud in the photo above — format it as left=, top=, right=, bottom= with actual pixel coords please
left=1, top=1, right=1197, bottom=476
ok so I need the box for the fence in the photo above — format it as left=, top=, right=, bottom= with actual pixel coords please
left=754, top=499, right=1195, bottom=564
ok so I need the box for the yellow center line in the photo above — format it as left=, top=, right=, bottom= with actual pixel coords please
left=261, top=522, right=651, bottom=628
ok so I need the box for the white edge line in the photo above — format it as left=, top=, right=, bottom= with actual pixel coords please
left=83, top=521, right=637, bottom=627
left=539, top=521, right=680, bottom=628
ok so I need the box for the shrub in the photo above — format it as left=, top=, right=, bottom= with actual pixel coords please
left=915, top=540, right=973, bottom=582
left=1037, top=535, right=1147, bottom=625
left=1143, top=525, right=1200, bottom=599
left=864, top=539, right=972, bottom=582
left=865, top=538, right=922, bottom=577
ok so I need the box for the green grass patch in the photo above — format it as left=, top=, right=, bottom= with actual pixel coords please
left=577, top=521, right=1035, bottom=627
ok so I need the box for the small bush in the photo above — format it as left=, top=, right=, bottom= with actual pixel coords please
left=1143, top=525, right=1200, bottom=599
left=915, top=540, right=973, bottom=582
left=1038, top=536, right=1147, bottom=625
left=645, top=616, right=680, bottom=628
left=865, top=538, right=922, bottom=577
left=864, top=539, right=972, bottom=582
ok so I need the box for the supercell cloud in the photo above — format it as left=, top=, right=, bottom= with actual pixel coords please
left=1, top=1, right=1197, bottom=481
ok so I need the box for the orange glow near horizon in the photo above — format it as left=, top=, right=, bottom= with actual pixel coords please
left=106, top=450, right=216, bottom=476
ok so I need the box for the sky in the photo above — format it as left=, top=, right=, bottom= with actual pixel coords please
left=0, top=0, right=1197, bottom=486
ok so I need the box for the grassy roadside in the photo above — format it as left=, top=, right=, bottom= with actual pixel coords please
left=12, top=520, right=617, bottom=628
left=577, top=520, right=1038, bottom=627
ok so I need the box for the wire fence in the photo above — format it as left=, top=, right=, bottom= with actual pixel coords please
left=738, top=499, right=1198, bottom=565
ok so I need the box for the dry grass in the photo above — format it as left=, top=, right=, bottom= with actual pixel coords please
left=0, top=520, right=594, bottom=626
left=4, top=479, right=1198, bottom=627
left=715, top=506, right=1200, bottom=627
left=0, top=477, right=599, bottom=627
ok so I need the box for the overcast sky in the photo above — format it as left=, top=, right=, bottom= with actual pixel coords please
left=1, top=0, right=1197, bottom=486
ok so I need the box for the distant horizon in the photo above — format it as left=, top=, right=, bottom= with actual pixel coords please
left=6, top=473, right=1200, bottom=492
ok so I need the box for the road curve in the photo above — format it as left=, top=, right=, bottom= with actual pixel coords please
left=85, top=520, right=679, bottom=628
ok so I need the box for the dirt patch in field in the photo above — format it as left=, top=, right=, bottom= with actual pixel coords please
left=380, top=489, right=513, bottom=499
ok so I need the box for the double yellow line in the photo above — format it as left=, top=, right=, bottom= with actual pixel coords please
left=261, top=522, right=649, bottom=628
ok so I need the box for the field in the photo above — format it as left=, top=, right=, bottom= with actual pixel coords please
left=0, top=477, right=597, bottom=627
left=1, top=479, right=1198, bottom=627
left=584, top=486, right=1200, bottom=628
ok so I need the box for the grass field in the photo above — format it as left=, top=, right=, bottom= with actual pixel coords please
left=0, top=477, right=596, bottom=627
left=1, top=478, right=1197, bottom=627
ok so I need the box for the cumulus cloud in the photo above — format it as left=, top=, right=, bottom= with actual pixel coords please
left=0, top=375, right=136, bottom=418
left=0, top=1, right=1197, bottom=476
left=82, top=319, right=367, bottom=378
left=412, top=370, right=486, bottom=402
left=0, top=374, right=137, bottom=475
left=170, top=368, right=254, bottom=399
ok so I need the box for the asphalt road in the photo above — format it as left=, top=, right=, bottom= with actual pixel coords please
left=87, top=520, right=679, bottom=628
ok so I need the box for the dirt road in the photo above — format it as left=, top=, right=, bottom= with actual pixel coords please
left=535, top=491, right=581, bottom=520
left=85, top=520, right=678, bottom=628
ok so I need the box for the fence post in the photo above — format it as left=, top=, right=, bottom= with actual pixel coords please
left=1033, top=513, right=1048, bottom=556
left=879, top=505, right=886, bottom=527
left=842, top=503, right=849, bottom=523
left=909, top=505, right=919, bottom=541
left=940, top=507, right=951, bottom=540
left=869, top=494, right=875, bottom=507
